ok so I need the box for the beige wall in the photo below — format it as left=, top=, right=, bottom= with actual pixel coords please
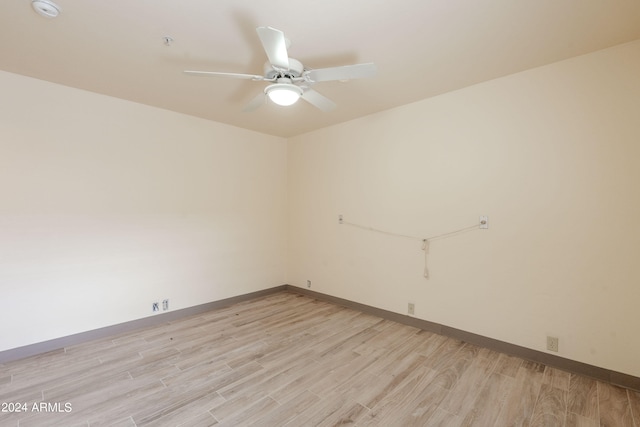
left=0, top=71, right=288, bottom=351
left=288, top=40, right=640, bottom=377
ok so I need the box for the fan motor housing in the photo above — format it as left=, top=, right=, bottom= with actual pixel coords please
left=264, top=58, right=304, bottom=79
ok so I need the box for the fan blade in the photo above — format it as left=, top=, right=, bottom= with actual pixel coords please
left=243, top=93, right=266, bottom=112
left=301, top=89, right=336, bottom=112
left=256, top=26, right=290, bottom=70
left=306, top=62, right=377, bottom=82
left=184, top=70, right=266, bottom=81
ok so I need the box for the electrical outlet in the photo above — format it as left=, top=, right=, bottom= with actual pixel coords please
left=480, top=215, right=489, bottom=229
left=547, top=336, right=559, bottom=352
left=162, top=299, right=169, bottom=311
left=152, top=302, right=159, bottom=312
left=307, top=280, right=311, bottom=288
left=408, top=303, right=415, bottom=315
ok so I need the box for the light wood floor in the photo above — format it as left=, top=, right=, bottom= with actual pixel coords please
left=1, top=291, right=639, bottom=427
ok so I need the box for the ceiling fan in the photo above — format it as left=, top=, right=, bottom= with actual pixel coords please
left=184, top=26, right=376, bottom=112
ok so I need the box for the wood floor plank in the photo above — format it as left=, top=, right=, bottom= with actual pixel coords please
left=424, top=338, right=466, bottom=372
left=460, top=372, right=514, bottom=426
left=521, top=359, right=547, bottom=374
left=494, top=359, right=545, bottom=426
left=196, top=360, right=264, bottom=395
left=0, top=386, right=43, bottom=412
left=128, top=347, right=182, bottom=380
left=373, top=365, right=453, bottom=426
left=429, top=343, right=478, bottom=391
left=388, top=382, right=450, bottom=426
left=319, top=354, right=380, bottom=403
left=413, top=330, right=448, bottom=358
left=207, top=388, right=267, bottom=423
left=172, top=336, right=256, bottom=371
left=629, top=389, right=640, bottom=427
left=567, top=373, right=599, bottom=421
left=566, top=412, right=599, bottom=427
left=423, top=407, right=464, bottom=427
left=326, top=360, right=381, bottom=402
left=493, top=353, right=523, bottom=378
left=218, top=353, right=311, bottom=401
left=246, top=389, right=320, bottom=427
left=598, top=381, right=635, bottom=427
left=131, top=387, right=224, bottom=426
left=82, top=380, right=167, bottom=426
left=0, top=374, right=11, bottom=387
left=1, top=353, right=102, bottom=395
left=359, top=353, right=430, bottom=410
left=103, top=416, right=137, bottom=426
left=1, top=349, right=67, bottom=376
left=213, top=395, right=279, bottom=427
left=0, top=291, right=636, bottom=427
left=529, top=383, right=568, bottom=427
left=43, top=369, right=134, bottom=403
left=161, top=360, right=231, bottom=396
left=286, top=395, right=364, bottom=427
left=315, top=400, right=368, bottom=427
left=134, top=392, right=220, bottom=427
left=18, top=413, right=90, bottom=427
left=441, top=352, right=496, bottom=416
left=359, top=364, right=435, bottom=422
left=267, top=359, right=330, bottom=404
left=176, top=412, right=219, bottom=427
left=542, top=366, right=571, bottom=391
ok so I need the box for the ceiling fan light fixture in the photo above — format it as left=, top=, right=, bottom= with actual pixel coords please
left=265, top=83, right=302, bottom=106
left=32, top=0, right=61, bottom=18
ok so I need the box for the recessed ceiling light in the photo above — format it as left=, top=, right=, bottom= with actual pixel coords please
left=32, top=0, right=61, bottom=18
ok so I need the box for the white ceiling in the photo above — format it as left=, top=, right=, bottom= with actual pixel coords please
left=2, top=0, right=640, bottom=138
